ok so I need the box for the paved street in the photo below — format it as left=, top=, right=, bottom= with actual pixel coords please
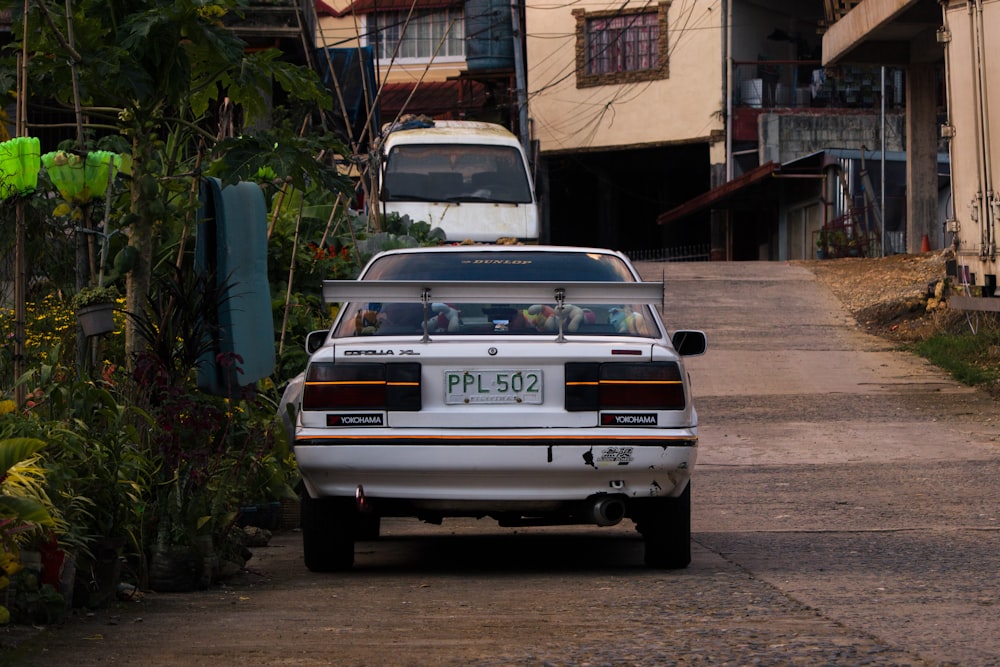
left=651, top=261, right=1000, bottom=666
left=12, top=260, right=1000, bottom=666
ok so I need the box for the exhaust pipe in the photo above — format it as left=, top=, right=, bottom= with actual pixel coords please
left=589, top=495, right=626, bottom=526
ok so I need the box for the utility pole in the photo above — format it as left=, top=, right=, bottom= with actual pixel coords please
left=510, top=0, right=529, bottom=157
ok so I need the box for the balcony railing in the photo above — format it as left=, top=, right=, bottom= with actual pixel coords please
left=223, top=0, right=315, bottom=39
left=734, top=61, right=906, bottom=111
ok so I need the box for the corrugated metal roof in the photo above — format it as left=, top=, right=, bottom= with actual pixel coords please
left=656, top=162, right=779, bottom=226
left=378, top=80, right=486, bottom=120
left=329, top=0, right=460, bottom=17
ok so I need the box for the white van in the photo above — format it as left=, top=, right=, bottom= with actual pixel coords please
left=376, top=120, right=538, bottom=243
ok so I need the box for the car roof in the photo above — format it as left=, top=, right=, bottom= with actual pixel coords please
left=355, top=245, right=642, bottom=285
left=368, top=244, right=631, bottom=259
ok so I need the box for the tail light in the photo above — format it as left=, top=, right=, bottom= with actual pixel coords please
left=302, top=362, right=421, bottom=411
left=565, top=362, right=685, bottom=411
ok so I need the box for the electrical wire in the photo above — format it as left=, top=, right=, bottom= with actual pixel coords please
left=334, top=0, right=722, bottom=150
left=527, top=0, right=715, bottom=147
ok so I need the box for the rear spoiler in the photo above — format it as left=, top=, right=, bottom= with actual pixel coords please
left=321, top=280, right=664, bottom=342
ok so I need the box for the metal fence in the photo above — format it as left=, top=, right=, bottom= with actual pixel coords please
left=883, top=231, right=906, bottom=255
left=733, top=61, right=906, bottom=112
left=623, top=245, right=711, bottom=263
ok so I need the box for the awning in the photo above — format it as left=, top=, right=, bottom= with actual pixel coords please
left=656, top=148, right=950, bottom=228
left=378, top=80, right=487, bottom=120
left=656, top=161, right=779, bottom=226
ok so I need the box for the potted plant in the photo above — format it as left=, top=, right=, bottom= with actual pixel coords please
left=847, top=236, right=861, bottom=257
left=827, top=230, right=848, bottom=258
left=815, top=231, right=828, bottom=259
left=72, top=286, right=118, bottom=337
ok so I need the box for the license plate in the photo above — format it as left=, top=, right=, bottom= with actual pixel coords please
left=445, top=369, right=543, bottom=405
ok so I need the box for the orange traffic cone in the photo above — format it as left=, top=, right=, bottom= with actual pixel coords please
left=921, top=234, right=931, bottom=253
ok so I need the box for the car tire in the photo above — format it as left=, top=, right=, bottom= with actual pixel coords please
left=301, top=493, right=357, bottom=571
left=632, top=482, right=691, bottom=569
left=357, top=512, right=381, bottom=541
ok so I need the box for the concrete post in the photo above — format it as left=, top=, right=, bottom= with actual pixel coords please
left=906, top=62, right=939, bottom=252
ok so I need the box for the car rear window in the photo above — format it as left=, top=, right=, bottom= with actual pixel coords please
left=360, top=251, right=637, bottom=282
left=335, top=301, right=655, bottom=337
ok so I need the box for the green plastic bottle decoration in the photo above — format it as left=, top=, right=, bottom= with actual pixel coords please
left=0, top=137, right=41, bottom=200
left=41, top=150, right=121, bottom=203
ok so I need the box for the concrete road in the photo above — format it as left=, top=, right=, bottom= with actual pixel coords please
left=646, top=260, right=1000, bottom=666
left=15, top=261, right=1000, bottom=666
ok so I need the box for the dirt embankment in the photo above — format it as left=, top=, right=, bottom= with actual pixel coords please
left=802, top=253, right=956, bottom=342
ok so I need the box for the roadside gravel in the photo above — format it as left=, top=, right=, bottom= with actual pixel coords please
left=804, top=253, right=948, bottom=313
left=800, top=253, right=952, bottom=341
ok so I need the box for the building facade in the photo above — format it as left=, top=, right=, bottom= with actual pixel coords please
left=305, top=0, right=932, bottom=260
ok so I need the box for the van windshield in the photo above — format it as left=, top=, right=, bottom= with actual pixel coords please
left=382, top=144, right=533, bottom=204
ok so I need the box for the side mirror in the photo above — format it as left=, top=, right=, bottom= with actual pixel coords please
left=305, top=330, right=329, bottom=355
left=671, top=330, right=707, bottom=357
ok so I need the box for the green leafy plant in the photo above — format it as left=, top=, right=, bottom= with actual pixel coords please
left=6, top=571, right=64, bottom=624
left=0, top=438, right=56, bottom=544
left=0, top=368, right=152, bottom=606
left=0, top=437, right=58, bottom=625
left=124, top=265, right=230, bottom=387
left=131, top=361, right=291, bottom=591
left=71, top=285, right=119, bottom=310
left=43, top=380, right=151, bottom=549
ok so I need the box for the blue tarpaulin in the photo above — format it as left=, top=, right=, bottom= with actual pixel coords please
left=195, top=177, right=275, bottom=396
left=315, top=46, right=379, bottom=147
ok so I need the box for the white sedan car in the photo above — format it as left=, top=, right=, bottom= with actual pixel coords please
left=283, top=245, right=706, bottom=570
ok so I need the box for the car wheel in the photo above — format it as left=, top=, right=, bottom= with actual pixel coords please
left=357, top=512, right=381, bottom=541
left=301, top=493, right=357, bottom=571
left=632, top=482, right=691, bottom=569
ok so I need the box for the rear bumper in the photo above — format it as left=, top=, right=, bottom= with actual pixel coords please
left=294, top=432, right=696, bottom=505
